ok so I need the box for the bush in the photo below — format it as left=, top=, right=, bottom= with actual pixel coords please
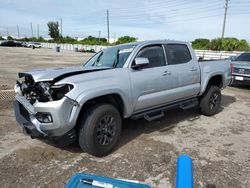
left=237, top=40, right=250, bottom=51
left=192, top=38, right=210, bottom=50
left=79, top=36, right=108, bottom=45
left=60, top=36, right=77, bottom=44
left=211, top=38, right=250, bottom=51
left=115, top=36, right=137, bottom=45
left=192, top=37, right=250, bottom=51
left=7, top=36, right=13, bottom=40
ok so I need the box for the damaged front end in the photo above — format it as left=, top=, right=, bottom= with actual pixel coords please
left=13, top=73, right=78, bottom=146
left=14, top=74, right=74, bottom=104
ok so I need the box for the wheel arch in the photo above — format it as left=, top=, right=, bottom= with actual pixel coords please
left=76, top=93, right=125, bottom=129
left=200, top=74, right=223, bottom=95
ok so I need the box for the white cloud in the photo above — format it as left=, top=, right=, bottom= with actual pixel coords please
left=0, top=0, right=249, bottom=41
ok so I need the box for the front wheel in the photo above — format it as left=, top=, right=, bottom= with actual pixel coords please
left=78, top=104, right=122, bottom=157
left=199, top=86, right=222, bottom=116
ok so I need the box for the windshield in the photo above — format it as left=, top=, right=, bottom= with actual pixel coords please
left=84, top=44, right=136, bottom=68
left=234, top=53, right=250, bottom=62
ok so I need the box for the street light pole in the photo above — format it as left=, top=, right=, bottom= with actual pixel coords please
left=221, top=0, right=229, bottom=39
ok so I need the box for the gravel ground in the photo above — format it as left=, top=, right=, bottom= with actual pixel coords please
left=0, top=47, right=249, bottom=188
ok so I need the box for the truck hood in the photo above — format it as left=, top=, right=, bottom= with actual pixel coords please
left=232, top=61, right=250, bottom=68
left=18, top=66, right=112, bottom=83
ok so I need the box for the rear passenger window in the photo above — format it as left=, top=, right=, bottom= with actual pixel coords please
left=136, top=45, right=166, bottom=69
left=164, top=44, right=192, bottom=65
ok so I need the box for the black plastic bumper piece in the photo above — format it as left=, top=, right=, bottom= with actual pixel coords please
left=232, top=75, right=250, bottom=85
left=13, top=100, right=77, bottom=147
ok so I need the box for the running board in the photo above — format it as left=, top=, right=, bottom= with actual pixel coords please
left=131, top=98, right=198, bottom=121
left=179, top=99, right=198, bottom=110
left=144, top=110, right=165, bottom=122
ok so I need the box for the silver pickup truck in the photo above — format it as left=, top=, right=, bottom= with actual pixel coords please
left=231, top=52, right=250, bottom=85
left=14, top=40, right=232, bottom=156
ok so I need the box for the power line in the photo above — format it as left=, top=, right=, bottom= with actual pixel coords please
left=111, top=0, right=217, bottom=12
left=222, top=0, right=229, bottom=38
left=110, top=0, right=221, bottom=13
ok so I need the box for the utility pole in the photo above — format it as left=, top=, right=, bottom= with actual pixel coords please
left=30, top=22, right=33, bottom=37
left=113, top=33, right=116, bottom=43
left=107, top=9, right=110, bottom=43
left=17, top=25, right=20, bottom=38
left=60, top=18, right=63, bottom=37
left=37, top=24, right=39, bottom=38
left=98, top=30, right=101, bottom=43
left=6, top=27, right=9, bottom=36
left=221, top=0, right=229, bottom=39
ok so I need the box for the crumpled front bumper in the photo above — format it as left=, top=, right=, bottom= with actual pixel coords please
left=13, top=94, right=80, bottom=146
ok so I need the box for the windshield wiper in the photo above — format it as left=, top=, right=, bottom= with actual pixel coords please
left=112, top=49, right=120, bottom=68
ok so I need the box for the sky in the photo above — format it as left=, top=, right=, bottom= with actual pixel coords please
left=0, top=0, right=250, bottom=42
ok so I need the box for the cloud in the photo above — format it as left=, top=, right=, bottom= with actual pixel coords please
left=0, top=0, right=249, bottom=41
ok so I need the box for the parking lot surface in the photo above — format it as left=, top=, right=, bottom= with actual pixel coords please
left=0, top=47, right=249, bottom=188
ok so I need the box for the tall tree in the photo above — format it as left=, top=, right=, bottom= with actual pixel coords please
left=47, top=21, right=60, bottom=40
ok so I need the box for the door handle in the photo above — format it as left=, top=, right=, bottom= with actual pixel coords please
left=190, top=67, right=198, bottom=71
left=162, top=70, right=172, bottom=76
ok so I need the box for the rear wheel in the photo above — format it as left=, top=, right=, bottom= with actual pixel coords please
left=199, top=86, right=221, bottom=116
left=78, top=103, right=122, bottom=157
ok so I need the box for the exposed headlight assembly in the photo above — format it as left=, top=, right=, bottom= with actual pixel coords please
left=50, top=84, right=74, bottom=100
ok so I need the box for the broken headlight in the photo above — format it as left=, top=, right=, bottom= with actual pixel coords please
left=50, top=84, right=74, bottom=100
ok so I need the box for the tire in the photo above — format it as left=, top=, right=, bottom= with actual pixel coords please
left=78, top=103, right=122, bottom=157
left=199, top=86, right=222, bottom=116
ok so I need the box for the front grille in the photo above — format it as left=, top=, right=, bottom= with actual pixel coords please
left=233, top=67, right=250, bottom=75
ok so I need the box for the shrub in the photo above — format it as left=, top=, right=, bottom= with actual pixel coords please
left=115, top=36, right=137, bottom=45
left=192, top=37, right=250, bottom=51
left=192, top=38, right=210, bottom=50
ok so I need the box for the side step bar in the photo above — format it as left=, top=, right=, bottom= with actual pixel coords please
left=144, top=110, right=165, bottom=121
left=131, top=98, right=198, bottom=122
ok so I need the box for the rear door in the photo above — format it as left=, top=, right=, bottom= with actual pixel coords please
left=163, top=43, right=201, bottom=101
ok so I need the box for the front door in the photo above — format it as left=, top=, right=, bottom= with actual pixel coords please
left=129, top=45, right=172, bottom=112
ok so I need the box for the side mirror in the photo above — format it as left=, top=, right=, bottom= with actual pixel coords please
left=132, top=57, right=149, bottom=69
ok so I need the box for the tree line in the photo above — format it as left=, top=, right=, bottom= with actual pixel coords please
left=191, top=38, right=250, bottom=51
left=1, top=20, right=249, bottom=51
left=46, top=21, right=137, bottom=45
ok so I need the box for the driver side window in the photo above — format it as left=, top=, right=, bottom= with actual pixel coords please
left=136, top=45, right=166, bottom=69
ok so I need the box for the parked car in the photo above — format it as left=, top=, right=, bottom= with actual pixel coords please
left=13, top=40, right=232, bottom=156
left=22, top=42, right=29, bottom=47
left=0, top=40, right=22, bottom=47
left=231, top=52, right=250, bottom=85
left=27, top=42, right=42, bottom=48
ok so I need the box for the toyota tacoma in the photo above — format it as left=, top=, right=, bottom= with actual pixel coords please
left=14, top=40, right=232, bottom=156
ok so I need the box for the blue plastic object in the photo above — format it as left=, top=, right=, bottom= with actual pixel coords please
left=176, top=155, right=194, bottom=188
left=65, top=173, right=151, bottom=188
